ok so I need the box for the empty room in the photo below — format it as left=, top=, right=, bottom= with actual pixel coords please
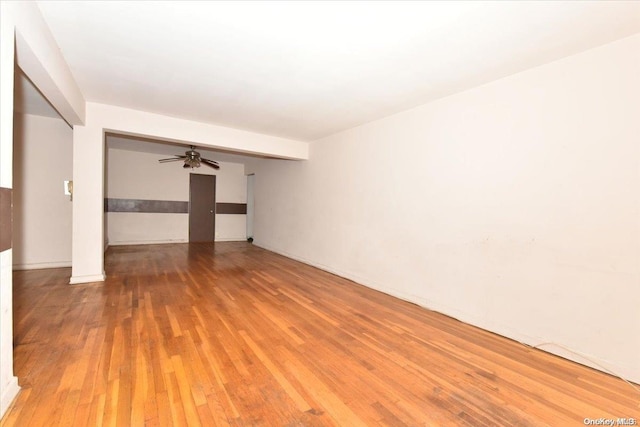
left=0, top=1, right=639, bottom=425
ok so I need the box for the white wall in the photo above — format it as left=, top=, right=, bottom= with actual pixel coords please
left=13, top=113, right=72, bottom=269
left=251, top=35, right=640, bottom=383
left=107, top=148, right=247, bottom=245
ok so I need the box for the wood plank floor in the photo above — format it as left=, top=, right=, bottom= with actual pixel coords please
left=2, top=242, right=638, bottom=426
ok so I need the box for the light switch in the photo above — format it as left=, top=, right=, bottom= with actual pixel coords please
left=64, top=180, right=73, bottom=201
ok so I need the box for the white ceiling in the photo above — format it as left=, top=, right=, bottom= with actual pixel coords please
left=33, top=1, right=640, bottom=141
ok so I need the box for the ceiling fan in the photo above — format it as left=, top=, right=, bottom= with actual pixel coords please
left=158, top=145, right=220, bottom=169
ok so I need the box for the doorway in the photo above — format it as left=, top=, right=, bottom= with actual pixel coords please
left=189, top=174, right=216, bottom=242
left=246, top=173, right=255, bottom=240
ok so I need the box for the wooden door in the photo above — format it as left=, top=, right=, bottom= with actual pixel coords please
left=189, top=174, right=216, bottom=242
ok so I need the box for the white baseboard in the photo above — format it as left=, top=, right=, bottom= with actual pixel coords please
left=108, top=239, right=188, bottom=246
left=253, top=241, right=640, bottom=385
left=109, top=237, right=245, bottom=246
left=0, top=376, right=20, bottom=419
left=12, top=261, right=71, bottom=271
left=69, top=272, right=106, bottom=284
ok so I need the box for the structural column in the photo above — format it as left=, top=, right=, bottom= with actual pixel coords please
left=0, top=4, right=21, bottom=415
left=70, top=124, right=106, bottom=284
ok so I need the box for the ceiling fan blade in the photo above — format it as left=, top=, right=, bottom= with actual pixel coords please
left=201, top=159, right=220, bottom=169
left=183, top=163, right=191, bottom=168
left=200, top=157, right=220, bottom=166
left=159, top=156, right=187, bottom=163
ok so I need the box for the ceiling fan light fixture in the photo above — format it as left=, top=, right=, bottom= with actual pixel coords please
left=159, top=145, right=220, bottom=170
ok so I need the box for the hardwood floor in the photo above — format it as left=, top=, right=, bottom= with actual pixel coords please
left=2, top=243, right=638, bottom=426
